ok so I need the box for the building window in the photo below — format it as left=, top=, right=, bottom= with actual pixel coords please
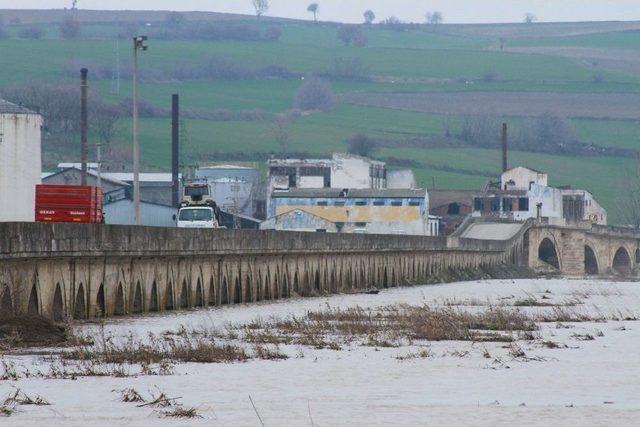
left=446, top=203, right=459, bottom=214
left=355, top=200, right=368, bottom=206
left=409, top=201, right=421, bottom=207
left=391, top=201, right=403, bottom=206
left=491, top=198, right=500, bottom=212
left=473, top=198, right=483, bottom=211
left=355, top=222, right=367, bottom=227
left=503, top=198, right=513, bottom=212
left=317, top=201, right=328, bottom=206
left=334, top=201, right=345, bottom=207
left=373, top=200, right=385, bottom=206
left=518, top=197, right=529, bottom=211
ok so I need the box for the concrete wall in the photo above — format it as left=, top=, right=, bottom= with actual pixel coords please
left=0, top=113, right=42, bottom=222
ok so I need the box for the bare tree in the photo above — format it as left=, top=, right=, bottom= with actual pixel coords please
left=347, top=134, right=376, bottom=157
left=337, top=25, right=367, bottom=47
left=524, top=12, right=537, bottom=24
left=71, top=0, right=78, bottom=9
left=426, top=11, right=443, bottom=26
left=252, top=0, right=269, bottom=20
left=307, top=3, right=319, bottom=23
left=91, top=102, right=121, bottom=145
left=363, top=10, right=375, bottom=25
left=272, top=114, right=290, bottom=154
left=617, top=157, right=640, bottom=229
left=293, top=77, right=335, bottom=111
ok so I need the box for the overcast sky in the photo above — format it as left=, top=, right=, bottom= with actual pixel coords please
left=2, top=1, right=640, bottom=24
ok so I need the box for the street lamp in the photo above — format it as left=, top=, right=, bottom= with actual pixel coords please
left=132, top=35, right=148, bottom=226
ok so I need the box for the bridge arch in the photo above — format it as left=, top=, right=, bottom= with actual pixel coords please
left=149, top=281, right=159, bottom=312
left=114, top=283, right=125, bottom=315
left=208, top=277, right=215, bottom=306
left=74, top=283, right=87, bottom=319
left=195, top=279, right=204, bottom=307
left=538, top=237, right=560, bottom=270
left=165, top=282, right=174, bottom=310
left=233, top=277, right=241, bottom=304
left=132, top=281, right=143, bottom=314
left=636, top=248, right=640, bottom=265
left=52, top=283, right=64, bottom=322
left=96, top=284, right=105, bottom=316
left=27, top=284, right=39, bottom=315
left=584, top=245, right=599, bottom=275
left=179, top=279, right=189, bottom=309
left=613, top=247, right=632, bottom=276
left=1, top=285, right=13, bottom=318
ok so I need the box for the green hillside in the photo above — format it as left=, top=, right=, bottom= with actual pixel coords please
left=0, top=14, right=639, bottom=223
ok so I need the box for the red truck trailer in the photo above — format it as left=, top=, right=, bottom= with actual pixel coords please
left=35, top=184, right=103, bottom=223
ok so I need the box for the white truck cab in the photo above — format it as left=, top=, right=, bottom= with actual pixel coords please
left=176, top=206, right=219, bottom=229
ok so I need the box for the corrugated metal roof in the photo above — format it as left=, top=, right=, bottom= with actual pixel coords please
left=272, top=188, right=426, bottom=199
left=0, top=99, right=36, bottom=115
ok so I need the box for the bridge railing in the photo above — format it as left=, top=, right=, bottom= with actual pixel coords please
left=0, top=222, right=507, bottom=260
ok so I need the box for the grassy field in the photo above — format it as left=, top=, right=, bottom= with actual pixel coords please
left=0, top=13, right=639, bottom=223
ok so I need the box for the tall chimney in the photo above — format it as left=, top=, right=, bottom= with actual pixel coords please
left=80, top=68, right=88, bottom=186
left=171, top=94, right=180, bottom=207
left=501, top=122, right=508, bottom=173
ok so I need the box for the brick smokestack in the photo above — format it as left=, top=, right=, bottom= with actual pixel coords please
left=171, top=94, right=180, bottom=207
left=502, top=122, right=508, bottom=173
left=80, top=68, right=88, bottom=185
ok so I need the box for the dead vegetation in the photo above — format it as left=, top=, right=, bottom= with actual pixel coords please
left=0, top=388, right=51, bottom=418
left=0, top=315, right=69, bottom=349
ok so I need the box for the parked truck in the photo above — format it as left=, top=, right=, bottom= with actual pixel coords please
left=176, top=180, right=221, bottom=228
left=35, top=184, right=103, bottom=223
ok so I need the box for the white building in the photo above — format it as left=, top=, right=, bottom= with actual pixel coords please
left=0, top=100, right=42, bottom=222
left=473, top=166, right=606, bottom=226
left=267, top=153, right=388, bottom=212
left=262, top=188, right=440, bottom=236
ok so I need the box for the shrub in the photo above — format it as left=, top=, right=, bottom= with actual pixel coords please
left=18, top=27, right=44, bottom=39
left=264, top=26, right=283, bottom=41
left=293, top=77, right=336, bottom=111
left=337, top=25, right=367, bottom=46
left=59, top=17, right=80, bottom=39
left=329, top=57, right=371, bottom=80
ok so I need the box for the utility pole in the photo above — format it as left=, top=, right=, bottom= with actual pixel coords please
left=171, top=94, right=180, bottom=207
left=80, top=68, right=88, bottom=186
left=502, top=122, right=508, bottom=173
left=132, top=36, right=148, bottom=225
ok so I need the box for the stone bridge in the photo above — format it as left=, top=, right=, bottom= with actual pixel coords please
left=527, top=224, right=640, bottom=277
left=0, top=221, right=637, bottom=321
left=0, top=222, right=525, bottom=321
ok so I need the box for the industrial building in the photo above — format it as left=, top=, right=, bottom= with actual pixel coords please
left=472, top=166, right=607, bottom=226
left=0, top=99, right=42, bottom=222
left=195, top=164, right=263, bottom=218
left=262, top=188, right=439, bottom=236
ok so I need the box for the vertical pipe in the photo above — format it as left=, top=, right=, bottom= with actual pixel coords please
left=80, top=68, right=88, bottom=186
left=132, top=38, right=140, bottom=225
left=171, top=94, right=180, bottom=207
left=502, top=122, right=508, bottom=173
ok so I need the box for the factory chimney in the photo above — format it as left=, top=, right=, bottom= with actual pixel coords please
left=80, top=68, right=88, bottom=185
left=501, top=122, right=508, bottom=173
